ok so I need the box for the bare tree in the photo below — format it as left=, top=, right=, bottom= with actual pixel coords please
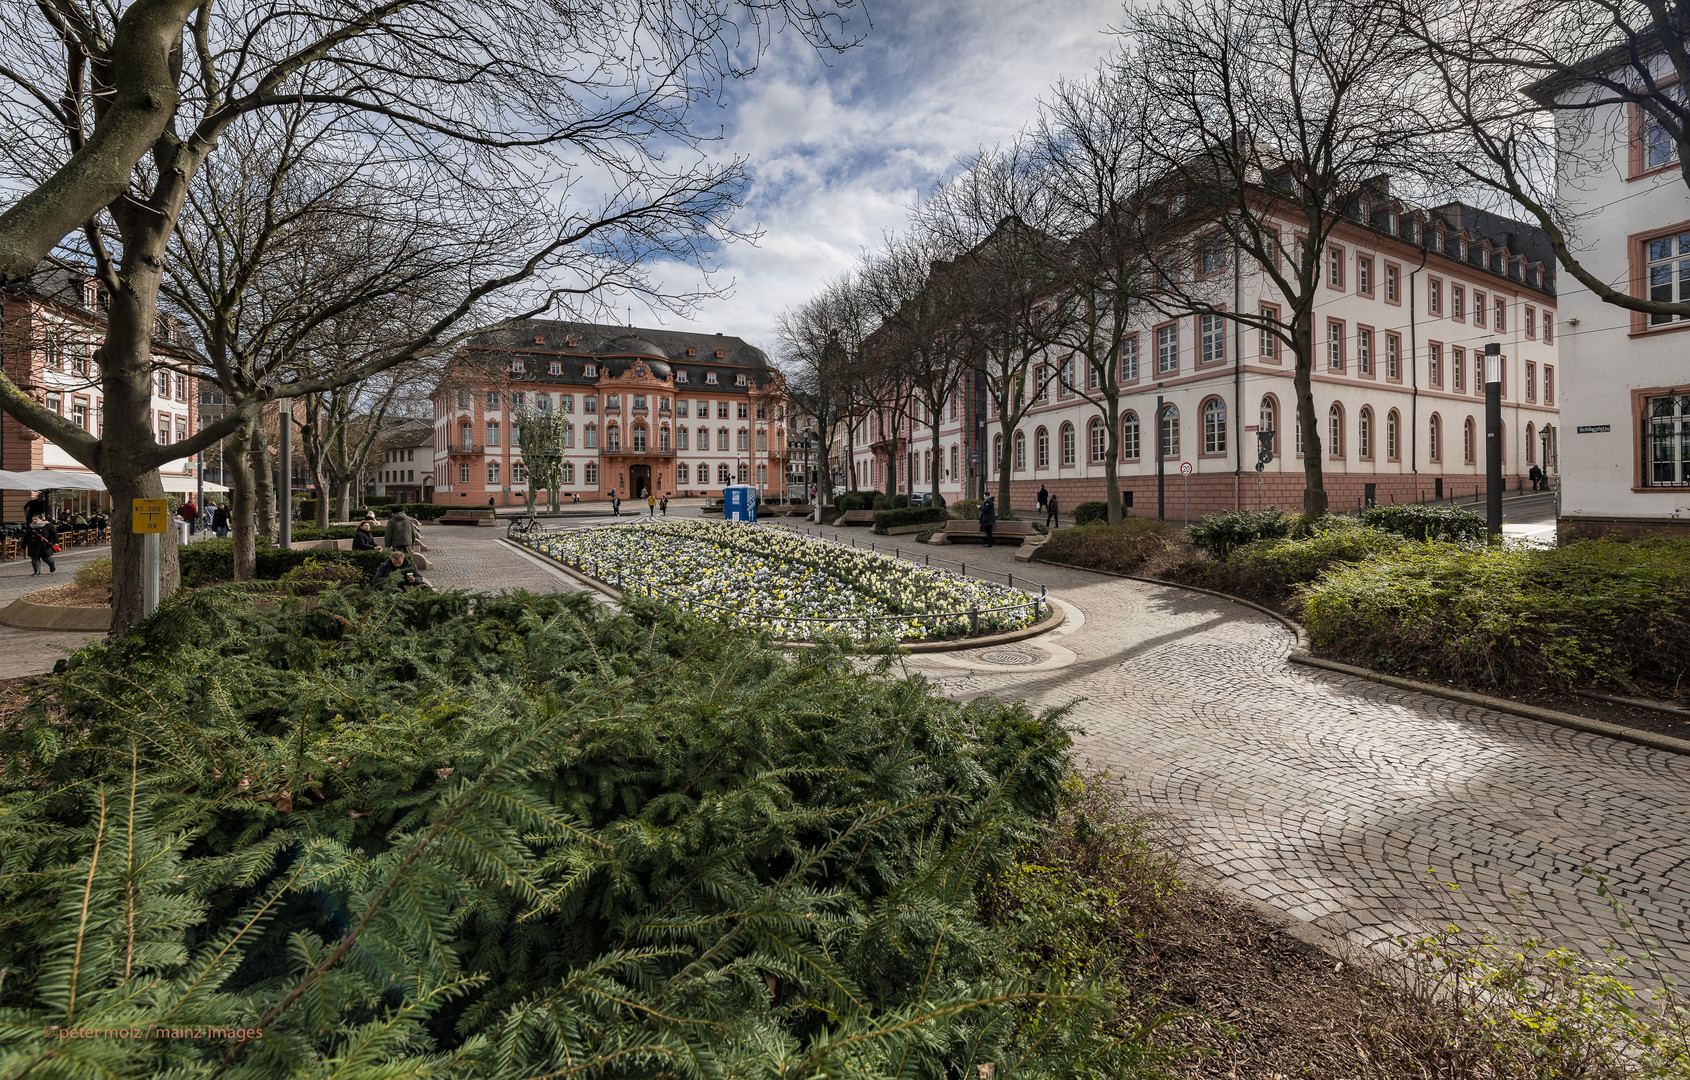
left=775, top=272, right=873, bottom=514
left=0, top=0, right=856, bottom=630
left=1120, top=0, right=1430, bottom=516
left=918, top=143, right=1075, bottom=513
left=1401, top=0, right=1690, bottom=321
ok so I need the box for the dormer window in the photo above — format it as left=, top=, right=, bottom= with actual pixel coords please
left=533, top=334, right=544, bottom=344
left=705, top=372, right=718, bottom=385
left=567, top=337, right=578, bottom=346
left=583, top=363, right=596, bottom=377
left=687, top=346, right=697, bottom=356
left=736, top=374, right=748, bottom=386
left=549, top=362, right=562, bottom=375
left=81, top=281, right=97, bottom=308
left=511, top=360, right=525, bottom=374
left=676, top=371, right=688, bottom=383
left=714, top=349, right=725, bottom=358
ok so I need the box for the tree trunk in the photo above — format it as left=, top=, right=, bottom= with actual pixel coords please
left=1104, top=391, right=1123, bottom=526
left=106, top=470, right=179, bottom=633
left=930, top=425, right=943, bottom=505
left=333, top=479, right=351, bottom=522
left=229, top=414, right=260, bottom=581
left=1291, top=310, right=1328, bottom=517
left=253, top=423, right=275, bottom=539
left=313, top=467, right=331, bottom=527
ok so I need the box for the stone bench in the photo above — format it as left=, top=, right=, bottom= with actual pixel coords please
left=836, top=510, right=879, bottom=526
left=439, top=508, right=497, bottom=525
left=928, top=519, right=1036, bottom=545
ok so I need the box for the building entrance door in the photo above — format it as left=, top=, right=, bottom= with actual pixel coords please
left=629, top=465, right=651, bottom=499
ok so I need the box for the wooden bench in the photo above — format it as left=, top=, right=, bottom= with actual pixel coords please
left=929, top=519, right=1036, bottom=544
left=786, top=504, right=814, bottom=517
left=836, top=510, right=878, bottom=526
left=439, top=508, right=497, bottom=526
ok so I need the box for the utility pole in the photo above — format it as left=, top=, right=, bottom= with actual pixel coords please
left=1484, top=342, right=1502, bottom=542
left=1156, top=387, right=1166, bottom=521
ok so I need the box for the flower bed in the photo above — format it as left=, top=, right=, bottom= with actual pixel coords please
left=517, top=520, right=1042, bottom=642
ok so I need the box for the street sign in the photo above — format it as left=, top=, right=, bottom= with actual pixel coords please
left=1179, top=461, right=1193, bottom=476
left=132, top=498, right=168, bottom=534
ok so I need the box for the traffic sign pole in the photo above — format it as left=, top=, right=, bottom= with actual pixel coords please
left=133, top=498, right=168, bottom=617
left=1180, top=461, right=1193, bottom=527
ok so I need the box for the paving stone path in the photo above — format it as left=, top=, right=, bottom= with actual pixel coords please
left=769, top=519, right=1690, bottom=984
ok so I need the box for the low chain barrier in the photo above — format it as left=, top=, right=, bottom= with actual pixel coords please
left=509, top=521, right=1048, bottom=642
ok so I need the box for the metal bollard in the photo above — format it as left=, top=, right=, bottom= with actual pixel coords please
left=1007, top=572, right=1013, bottom=590
left=969, top=607, right=979, bottom=634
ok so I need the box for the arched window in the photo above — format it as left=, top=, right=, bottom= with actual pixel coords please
left=513, top=460, right=526, bottom=484
left=1295, top=404, right=1305, bottom=455
left=1525, top=421, right=1535, bottom=463
left=1328, top=403, right=1344, bottom=458
left=1386, top=410, right=1400, bottom=460
left=1160, top=404, right=1180, bottom=459
left=488, top=462, right=500, bottom=484
left=561, top=462, right=575, bottom=484
left=607, top=424, right=621, bottom=451
left=718, top=463, right=732, bottom=485
left=1089, top=417, right=1106, bottom=462
left=562, top=424, right=574, bottom=449
left=1429, top=413, right=1442, bottom=461
left=993, top=434, right=1003, bottom=477
left=584, top=462, right=598, bottom=485
left=1463, top=417, right=1475, bottom=463
left=923, top=448, right=932, bottom=481
left=1202, top=398, right=1227, bottom=454
left=950, top=444, right=959, bottom=479
left=718, top=428, right=730, bottom=451
left=1259, top=395, right=1279, bottom=456
left=697, top=426, right=708, bottom=448
left=1036, top=426, right=1050, bottom=468
left=632, top=424, right=647, bottom=451
left=1122, top=411, right=1140, bottom=460
left=736, top=429, right=748, bottom=451
left=1358, top=407, right=1373, bottom=459
left=486, top=420, right=500, bottom=447
left=1014, top=430, right=1027, bottom=471
left=1060, top=422, right=1076, bottom=466
left=659, top=426, right=670, bottom=451
left=585, top=423, right=598, bottom=449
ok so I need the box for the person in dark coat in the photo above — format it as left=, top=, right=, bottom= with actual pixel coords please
left=372, top=549, right=427, bottom=588
left=1036, top=485, right=1048, bottom=511
left=23, top=514, right=58, bottom=575
left=22, top=492, right=48, bottom=523
left=1045, top=494, right=1060, bottom=529
left=211, top=502, right=231, bottom=537
left=352, top=519, right=378, bottom=550
left=1528, top=464, right=1546, bottom=492
left=179, top=499, right=199, bottom=533
left=384, top=509, right=418, bottom=553
left=979, top=495, right=997, bottom=548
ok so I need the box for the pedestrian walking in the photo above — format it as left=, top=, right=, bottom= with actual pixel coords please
left=24, top=514, right=59, bottom=575
left=611, top=493, right=621, bottom=517
left=1036, top=485, right=1048, bottom=512
left=646, top=493, right=656, bottom=517
left=384, top=508, right=418, bottom=554
left=979, top=495, right=997, bottom=548
left=22, top=491, right=47, bottom=524
left=179, top=498, right=200, bottom=534
left=1045, top=494, right=1060, bottom=530
left=211, top=501, right=231, bottom=537
left=660, top=495, right=668, bottom=516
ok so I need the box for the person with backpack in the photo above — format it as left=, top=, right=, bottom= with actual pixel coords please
left=384, top=508, right=419, bottom=554
left=979, top=495, right=997, bottom=548
left=1045, top=494, right=1060, bottom=530
left=23, top=514, right=59, bottom=575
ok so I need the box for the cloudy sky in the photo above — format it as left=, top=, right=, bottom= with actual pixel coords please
left=639, top=0, right=1125, bottom=355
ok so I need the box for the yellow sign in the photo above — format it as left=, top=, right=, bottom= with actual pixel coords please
left=132, top=498, right=169, bottom=534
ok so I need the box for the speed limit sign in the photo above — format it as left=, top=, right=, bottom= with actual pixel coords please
left=1179, top=461, right=1193, bottom=476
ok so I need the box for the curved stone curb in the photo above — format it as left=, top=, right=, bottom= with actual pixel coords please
left=1033, top=554, right=1690, bottom=757
left=500, top=537, right=1067, bottom=653
left=0, top=595, right=111, bottom=632
left=1288, top=651, right=1690, bottom=757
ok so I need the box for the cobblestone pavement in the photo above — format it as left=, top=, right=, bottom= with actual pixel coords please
left=772, top=519, right=1690, bottom=982
left=415, top=526, right=587, bottom=595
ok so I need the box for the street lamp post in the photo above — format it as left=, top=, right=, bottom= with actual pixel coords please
left=1484, top=342, right=1502, bottom=542
left=1155, top=387, right=1166, bottom=521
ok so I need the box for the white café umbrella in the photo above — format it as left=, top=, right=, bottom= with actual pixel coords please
left=0, top=468, right=107, bottom=491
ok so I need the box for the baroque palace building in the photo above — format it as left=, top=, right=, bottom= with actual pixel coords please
left=852, top=191, right=1563, bottom=517
left=432, top=320, right=790, bottom=505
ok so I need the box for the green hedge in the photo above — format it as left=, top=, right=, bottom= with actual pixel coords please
left=871, top=506, right=947, bottom=533
left=179, top=539, right=389, bottom=586
left=299, top=500, right=454, bottom=522
left=949, top=498, right=981, bottom=521
left=1361, top=503, right=1488, bottom=543
left=1299, top=537, right=1690, bottom=689
left=833, top=490, right=875, bottom=512
left=1033, top=520, right=1177, bottom=574
left=1071, top=501, right=1109, bottom=527
left=289, top=524, right=361, bottom=542
left=362, top=494, right=397, bottom=507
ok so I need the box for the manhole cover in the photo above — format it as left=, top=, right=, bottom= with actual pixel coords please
left=980, top=650, right=1036, bottom=666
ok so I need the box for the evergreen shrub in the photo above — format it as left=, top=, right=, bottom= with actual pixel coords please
left=0, top=589, right=1141, bottom=1077
left=1298, top=536, right=1690, bottom=689
left=177, top=539, right=388, bottom=586
left=1071, top=500, right=1109, bottom=526
left=832, top=490, right=875, bottom=512
left=949, top=498, right=981, bottom=521
left=1188, top=509, right=1291, bottom=561
left=1361, top=503, right=1488, bottom=543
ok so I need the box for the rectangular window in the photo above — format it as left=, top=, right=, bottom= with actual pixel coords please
left=1545, top=366, right=1554, bottom=404
left=1452, top=347, right=1464, bottom=391
left=676, top=400, right=688, bottom=417
left=737, top=401, right=749, bottom=419
left=1327, top=245, right=1345, bottom=289
left=1357, top=327, right=1373, bottom=375
left=1258, top=305, right=1279, bottom=360
left=1429, top=277, right=1442, bottom=315
left=584, top=396, right=597, bottom=413
left=1384, top=263, right=1400, bottom=302
left=1646, top=232, right=1690, bottom=325
left=1156, top=324, right=1178, bottom=374
left=1543, top=314, right=1553, bottom=344
left=585, top=462, right=598, bottom=485
left=1452, top=284, right=1465, bottom=320
left=1641, top=87, right=1688, bottom=171
left=1646, top=394, right=1690, bottom=486
left=486, top=421, right=500, bottom=447
left=158, top=372, right=171, bottom=397
left=1200, top=313, right=1225, bottom=365
left=46, top=391, right=61, bottom=415
left=72, top=398, right=87, bottom=430
left=1198, top=234, right=1226, bottom=276
left=511, top=391, right=524, bottom=410
left=1525, top=362, right=1536, bottom=401
left=1120, top=334, right=1139, bottom=381
left=1428, top=342, right=1442, bottom=387
left=717, top=401, right=729, bottom=418
left=1357, top=256, right=1373, bottom=296
left=487, top=391, right=499, bottom=409
left=1385, top=333, right=1400, bottom=380
left=175, top=375, right=187, bottom=401
left=1473, top=290, right=1487, bottom=327
left=1476, top=353, right=1485, bottom=393
left=1327, top=320, right=1345, bottom=371
left=1524, top=306, right=1536, bottom=338
left=1494, top=297, right=1506, bottom=331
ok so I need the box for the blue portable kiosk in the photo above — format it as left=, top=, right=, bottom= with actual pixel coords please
left=723, top=485, right=758, bottom=522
